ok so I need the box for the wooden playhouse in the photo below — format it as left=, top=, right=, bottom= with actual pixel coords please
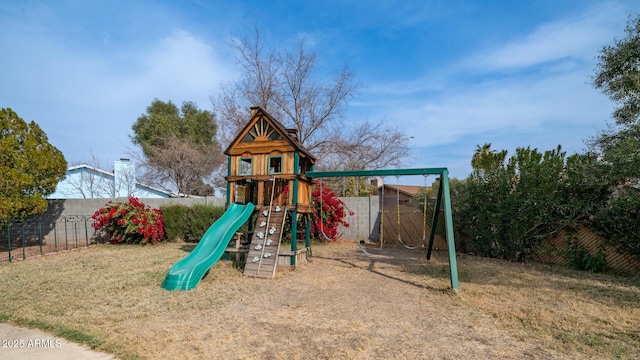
left=224, top=106, right=316, bottom=277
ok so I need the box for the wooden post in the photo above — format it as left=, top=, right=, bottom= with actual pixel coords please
left=234, top=232, right=243, bottom=264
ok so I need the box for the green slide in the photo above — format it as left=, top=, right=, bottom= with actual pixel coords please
left=162, top=202, right=255, bottom=291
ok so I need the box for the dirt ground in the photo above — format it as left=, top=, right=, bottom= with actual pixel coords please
left=4, top=240, right=636, bottom=359
left=128, top=241, right=569, bottom=359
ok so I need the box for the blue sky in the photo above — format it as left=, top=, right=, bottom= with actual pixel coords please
left=1, top=0, right=639, bottom=181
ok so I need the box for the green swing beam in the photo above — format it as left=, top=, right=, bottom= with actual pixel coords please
left=306, top=167, right=460, bottom=292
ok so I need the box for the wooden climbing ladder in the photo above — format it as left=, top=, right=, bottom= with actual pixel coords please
left=243, top=205, right=286, bottom=278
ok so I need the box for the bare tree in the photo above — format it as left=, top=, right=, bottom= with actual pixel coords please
left=215, top=27, right=282, bottom=146
left=131, top=99, right=223, bottom=197
left=140, top=134, right=222, bottom=197
left=214, top=25, right=410, bottom=170
left=324, top=117, right=410, bottom=170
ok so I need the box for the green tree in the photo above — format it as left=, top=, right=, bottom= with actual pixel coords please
left=593, top=14, right=640, bottom=126
left=593, top=188, right=640, bottom=260
left=561, top=152, right=613, bottom=220
left=0, top=108, right=67, bottom=221
left=592, top=14, right=640, bottom=181
left=131, top=100, right=221, bottom=197
left=472, top=143, right=497, bottom=169
left=588, top=14, right=640, bottom=262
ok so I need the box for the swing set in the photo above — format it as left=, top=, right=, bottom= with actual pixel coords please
left=306, top=167, right=460, bottom=292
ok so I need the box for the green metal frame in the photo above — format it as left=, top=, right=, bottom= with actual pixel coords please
left=226, top=157, right=231, bottom=205
left=291, top=152, right=300, bottom=265
left=306, top=167, right=460, bottom=292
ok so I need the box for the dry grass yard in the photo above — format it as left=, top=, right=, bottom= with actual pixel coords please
left=0, top=241, right=638, bottom=359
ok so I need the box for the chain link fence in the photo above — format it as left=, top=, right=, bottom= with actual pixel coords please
left=0, top=216, right=108, bottom=263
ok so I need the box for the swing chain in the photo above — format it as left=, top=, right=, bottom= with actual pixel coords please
left=394, top=174, right=430, bottom=250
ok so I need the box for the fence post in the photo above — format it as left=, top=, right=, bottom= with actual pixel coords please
left=54, top=222, right=58, bottom=252
left=74, top=222, right=78, bottom=248
left=39, top=222, right=43, bottom=255
left=21, top=223, right=26, bottom=260
left=64, top=219, right=68, bottom=250
left=7, top=223, right=11, bottom=263
left=84, top=218, right=89, bottom=247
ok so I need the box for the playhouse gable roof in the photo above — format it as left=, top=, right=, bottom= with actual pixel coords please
left=224, top=106, right=316, bottom=162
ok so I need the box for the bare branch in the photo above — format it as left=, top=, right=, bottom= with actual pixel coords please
left=214, top=25, right=409, bottom=170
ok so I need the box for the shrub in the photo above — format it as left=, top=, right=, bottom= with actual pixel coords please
left=562, top=235, right=607, bottom=273
left=92, top=197, right=164, bottom=244
left=311, top=180, right=353, bottom=241
left=160, top=204, right=224, bottom=242
left=455, top=146, right=611, bottom=262
left=458, top=146, right=567, bottom=261
left=185, top=204, right=225, bottom=242
left=593, top=190, right=640, bottom=261
left=160, top=205, right=189, bottom=242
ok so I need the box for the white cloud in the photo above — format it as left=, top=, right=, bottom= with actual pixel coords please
left=461, top=2, right=626, bottom=72
left=132, top=29, right=235, bottom=106
left=389, top=68, right=611, bottom=146
left=0, top=15, right=235, bottom=165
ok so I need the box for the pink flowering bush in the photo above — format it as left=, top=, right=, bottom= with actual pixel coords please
left=92, top=196, right=165, bottom=244
left=311, top=180, right=353, bottom=241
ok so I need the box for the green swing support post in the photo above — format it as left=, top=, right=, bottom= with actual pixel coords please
left=306, top=167, right=460, bottom=292
left=290, top=151, right=300, bottom=266
left=440, top=169, right=459, bottom=291
left=426, top=176, right=444, bottom=260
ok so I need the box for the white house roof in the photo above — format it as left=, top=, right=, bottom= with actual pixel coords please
left=51, top=162, right=175, bottom=199
left=67, top=163, right=112, bottom=176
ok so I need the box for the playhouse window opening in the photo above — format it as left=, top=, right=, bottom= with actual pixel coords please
left=240, top=158, right=253, bottom=175
left=269, top=156, right=282, bottom=174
